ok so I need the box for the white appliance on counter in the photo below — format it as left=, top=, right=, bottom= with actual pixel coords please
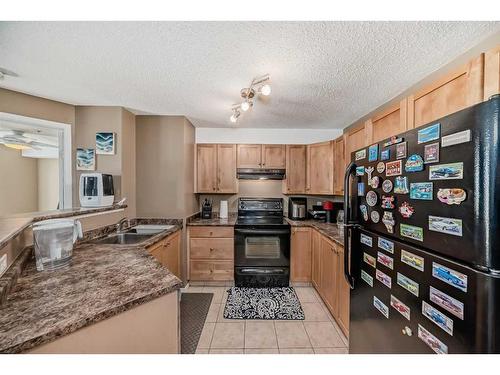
left=219, top=200, right=228, bottom=219
left=79, top=173, right=115, bottom=207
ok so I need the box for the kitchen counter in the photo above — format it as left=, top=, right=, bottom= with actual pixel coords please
left=0, top=223, right=183, bottom=354
left=285, top=218, right=345, bottom=246
left=187, top=213, right=237, bottom=226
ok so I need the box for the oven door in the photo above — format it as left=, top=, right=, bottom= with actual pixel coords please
left=234, top=227, right=290, bottom=267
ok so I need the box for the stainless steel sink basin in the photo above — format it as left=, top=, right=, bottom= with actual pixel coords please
left=93, top=233, right=154, bottom=245
left=127, top=224, right=175, bottom=235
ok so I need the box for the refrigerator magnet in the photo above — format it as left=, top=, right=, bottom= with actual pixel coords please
left=356, top=166, right=365, bottom=176
left=429, top=286, right=464, bottom=320
left=366, top=166, right=375, bottom=181
left=383, top=136, right=404, bottom=147
left=355, top=149, right=367, bottom=160
left=357, top=182, right=365, bottom=196
left=360, top=205, right=369, bottom=221
left=363, top=253, right=376, bottom=268
left=441, top=129, right=471, bottom=148
left=409, top=182, right=433, bottom=200
left=400, top=223, right=424, bottom=242
left=370, top=210, right=380, bottom=223
left=418, top=325, right=448, bottom=354
left=377, top=161, right=386, bottom=173
left=401, top=249, right=424, bottom=271
left=405, top=154, right=424, bottom=172
left=377, top=252, right=394, bottom=270
left=429, top=162, right=464, bottom=180
left=381, top=195, right=395, bottom=209
left=366, top=191, right=378, bottom=207
left=422, top=301, right=454, bottom=336
left=398, top=202, right=415, bottom=218
left=397, top=272, right=419, bottom=297
left=376, top=269, right=392, bottom=288
left=437, top=188, right=466, bottom=205
left=424, top=142, right=440, bottom=163
left=361, top=270, right=374, bottom=287
left=432, top=262, right=467, bottom=292
left=380, top=149, right=390, bottom=161
left=373, top=296, right=389, bottom=318
left=377, top=237, right=394, bottom=253
left=428, top=215, right=463, bottom=237
left=390, top=295, right=410, bottom=320
left=393, top=176, right=409, bottom=194
left=396, top=141, right=407, bottom=159
left=360, top=233, right=373, bottom=247
left=417, top=122, right=440, bottom=144
left=382, top=179, right=393, bottom=193
left=382, top=211, right=395, bottom=233
left=385, top=160, right=402, bottom=176
left=370, top=176, right=380, bottom=189
left=368, top=144, right=379, bottom=162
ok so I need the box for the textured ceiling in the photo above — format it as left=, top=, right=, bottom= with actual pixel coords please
left=0, top=22, right=499, bottom=129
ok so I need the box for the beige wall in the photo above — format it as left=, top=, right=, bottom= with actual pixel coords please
left=0, top=146, right=38, bottom=216
left=121, top=109, right=137, bottom=217
left=37, top=158, right=59, bottom=211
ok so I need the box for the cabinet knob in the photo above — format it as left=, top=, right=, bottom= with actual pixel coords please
left=210, top=247, right=214, bottom=251
left=210, top=231, right=213, bottom=236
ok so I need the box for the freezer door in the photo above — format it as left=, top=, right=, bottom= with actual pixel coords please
left=350, top=96, right=500, bottom=270
left=349, top=229, right=500, bottom=354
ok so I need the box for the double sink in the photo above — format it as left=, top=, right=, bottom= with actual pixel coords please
left=93, top=224, right=175, bottom=245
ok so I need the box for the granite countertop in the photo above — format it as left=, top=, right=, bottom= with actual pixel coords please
left=187, top=213, right=237, bottom=226
left=0, top=222, right=182, bottom=354
left=285, top=219, right=345, bottom=246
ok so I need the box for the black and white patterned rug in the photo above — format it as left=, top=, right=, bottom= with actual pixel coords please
left=223, top=287, right=305, bottom=320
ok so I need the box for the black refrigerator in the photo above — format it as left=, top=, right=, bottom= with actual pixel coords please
left=343, top=95, right=500, bottom=354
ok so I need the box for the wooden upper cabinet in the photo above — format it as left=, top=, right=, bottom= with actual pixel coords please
left=344, top=122, right=370, bottom=165
left=333, top=136, right=345, bottom=195
left=196, top=144, right=217, bottom=193
left=237, top=144, right=262, bottom=168
left=307, top=141, right=334, bottom=195
left=484, top=46, right=500, bottom=101
left=407, top=55, right=484, bottom=129
left=284, top=145, right=307, bottom=194
left=262, top=145, right=285, bottom=168
left=366, top=99, right=408, bottom=143
left=216, top=144, right=237, bottom=193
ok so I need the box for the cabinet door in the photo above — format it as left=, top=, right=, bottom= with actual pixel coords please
left=320, top=236, right=338, bottom=317
left=484, top=46, right=500, bottom=101
left=307, top=141, right=334, bottom=195
left=163, top=232, right=181, bottom=278
left=336, top=245, right=349, bottom=337
left=333, top=136, right=345, bottom=195
left=284, top=145, right=307, bottom=194
left=366, top=99, right=408, bottom=144
left=237, top=144, right=262, bottom=168
left=217, top=144, right=237, bottom=193
left=196, top=144, right=217, bottom=193
left=148, top=240, right=164, bottom=264
left=407, top=55, right=484, bottom=129
left=290, top=227, right=312, bottom=282
left=344, top=122, right=370, bottom=165
left=311, top=229, right=322, bottom=289
left=262, top=144, right=285, bottom=168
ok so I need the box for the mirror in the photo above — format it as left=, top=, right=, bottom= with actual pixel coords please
left=0, top=113, right=72, bottom=217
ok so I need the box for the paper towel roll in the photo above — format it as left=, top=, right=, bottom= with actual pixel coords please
left=219, top=200, right=228, bottom=219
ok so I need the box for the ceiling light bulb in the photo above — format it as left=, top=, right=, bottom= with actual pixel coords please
left=241, top=101, right=250, bottom=111
left=260, top=84, right=271, bottom=96
left=230, top=114, right=238, bottom=123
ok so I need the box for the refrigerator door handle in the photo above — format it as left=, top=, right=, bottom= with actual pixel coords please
left=343, top=161, right=357, bottom=289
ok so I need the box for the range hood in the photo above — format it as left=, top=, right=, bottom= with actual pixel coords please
left=237, top=168, right=286, bottom=180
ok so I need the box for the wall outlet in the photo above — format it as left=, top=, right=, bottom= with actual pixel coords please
left=0, top=254, right=7, bottom=277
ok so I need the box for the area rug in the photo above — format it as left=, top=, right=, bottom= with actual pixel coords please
left=223, top=287, right=305, bottom=320
left=180, top=293, right=213, bottom=354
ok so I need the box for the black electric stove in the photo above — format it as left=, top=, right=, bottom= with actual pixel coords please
left=234, top=198, right=291, bottom=287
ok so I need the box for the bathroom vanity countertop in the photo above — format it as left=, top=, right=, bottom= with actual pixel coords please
left=0, top=224, right=182, bottom=354
left=285, top=219, right=345, bottom=246
left=187, top=213, right=237, bottom=226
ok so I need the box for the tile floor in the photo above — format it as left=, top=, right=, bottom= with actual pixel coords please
left=182, top=285, right=349, bottom=354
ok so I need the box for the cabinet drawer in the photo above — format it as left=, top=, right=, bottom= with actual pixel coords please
left=190, top=260, right=234, bottom=281
left=190, top=238, right=233, bottom=260
left=189, top=226, right=233, bottom=238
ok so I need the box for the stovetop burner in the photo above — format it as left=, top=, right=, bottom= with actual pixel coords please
left=235, top=197, right=289, bottom=228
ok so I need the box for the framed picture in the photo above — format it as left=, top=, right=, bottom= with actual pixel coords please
left=76, top=148, right=96, bottom=171
left=96, top=132, right=116, bottom=155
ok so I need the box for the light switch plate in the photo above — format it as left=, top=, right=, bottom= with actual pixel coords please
left=0, top=254, right=7, bottom=277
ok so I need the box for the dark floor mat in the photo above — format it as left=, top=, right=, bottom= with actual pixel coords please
left=180, top=292, right=213, bottom=354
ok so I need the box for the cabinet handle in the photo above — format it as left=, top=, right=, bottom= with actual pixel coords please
left=210, top=231, right=213, bottom=236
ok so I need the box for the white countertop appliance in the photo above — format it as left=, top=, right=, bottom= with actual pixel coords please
left=79, top=173, right=115, bottom=207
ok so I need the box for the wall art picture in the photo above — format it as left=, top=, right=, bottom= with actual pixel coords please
left=76, top=148, right=96, bottom=171
left=96, top=132, right=116, bottom=155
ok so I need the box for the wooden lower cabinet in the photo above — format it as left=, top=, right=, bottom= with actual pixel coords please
left=336, top=245, right=350, bottom=336
left=147, top=230, right=181, bottom=278
left=311, top=228, right=321, bottom=289
left=188, top=226, right=234, bottom=281
left=290, top=227, right=312, bottom=282
left=319, top=235, right=338, bottom=317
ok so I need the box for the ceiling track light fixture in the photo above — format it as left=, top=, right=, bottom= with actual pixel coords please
left=229, top=74, right=271, bottom=123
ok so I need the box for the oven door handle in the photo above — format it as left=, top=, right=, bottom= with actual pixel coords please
left=234, top=228, right=290, bottom=235
left=239, top=268, right=286, bottom=274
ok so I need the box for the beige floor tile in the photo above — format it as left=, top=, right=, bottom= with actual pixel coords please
left=204, top=281, right=227, bottom=287
left=206, top=303, right=221, bottom=323
left=279, top=348, right=314, bottom=354
left=274, top=322, right=311, bottom=349
left=245, top=348, right=280, bottom=354
left=209, top=349, right=245, bottom=354
left=217, top=302, right=242, bottom=323
left=197, top=322, right=215, bottom=349
left=328, top=319, right=349, bottom=346
left=203, top=286, right=226, bottom=303
left=314, top=347, right=348, bottom=354
left=302, top=303, right=330, bottom=321
left=294, top=287, right=318, bottom=303
left=183, top=286, right=205, bottom=293
left=195, top=348, right=209, bottom=354
left=244, top=321, right=278, bottom=349
left=210, top=322, right=245, bottom=349
left=304, top=322, right=345, bottom=348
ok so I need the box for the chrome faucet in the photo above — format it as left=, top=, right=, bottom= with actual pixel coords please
left=116, top=218, right=129, bottom=233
